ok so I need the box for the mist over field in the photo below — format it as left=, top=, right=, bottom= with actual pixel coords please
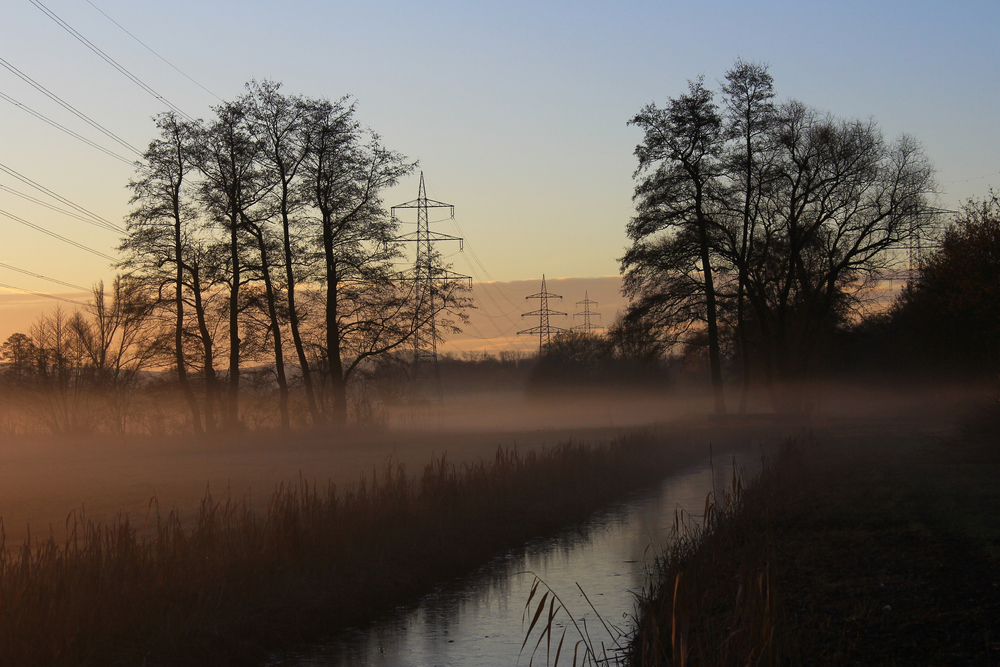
left=0, top=374, right=981, bottom=549
left=0, top=0, right=998, bottom=653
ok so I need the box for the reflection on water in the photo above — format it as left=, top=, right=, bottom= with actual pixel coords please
left=269, top=453, right=759, bottom=667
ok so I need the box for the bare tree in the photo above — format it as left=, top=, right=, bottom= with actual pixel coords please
left=122, top=111, right=207, bottom=433
left=626, top=77, right=728, bottom=414
left=197, top=99, right=272, bottom=430
left=623, top=63, right=936, bottom=413
left=720, top=59, right=775, bottom=413
left=745, top=102, right=935, bottom=407
left=245, top=80, right=320, bottom=427
left=29, top=308, right=89, bottom=434
left=302, top=102, right=416, bottom=426
left=116, top=82, right=469, bottom=433
left=70, top=277, right=163, bottom=433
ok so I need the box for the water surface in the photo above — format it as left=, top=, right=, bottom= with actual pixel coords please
left=270, top=452, right=758, bottom=666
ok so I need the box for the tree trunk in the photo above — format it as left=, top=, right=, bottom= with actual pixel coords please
left=190, top=266, right=218, bottom=433
left=173, top=200, right=203, bottom=436
left=325, top=258, right=348, bottom=427
left=227, top=209, right=241, bottom=430
left=694, top=182, right=727, bottom=415
left=253, top=226, right=290, bottom=430
left=736, top=131, right=755, bottom=414
left=281, top=198, right=320, bottom=425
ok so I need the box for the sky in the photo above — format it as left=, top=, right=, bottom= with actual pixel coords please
left=1, top=0, right=998, bottom=351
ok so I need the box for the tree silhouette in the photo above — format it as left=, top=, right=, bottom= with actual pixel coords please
left=623, top=61, right=936, bottom=412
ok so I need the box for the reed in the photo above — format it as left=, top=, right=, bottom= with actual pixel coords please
left=626, top=437, right=803, bottom=666
left=0, top=428, right=710, bottom=666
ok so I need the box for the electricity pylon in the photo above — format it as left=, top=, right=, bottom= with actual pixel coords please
left=518, top=275, right=566, bottom=351
left=572, top=291, right=601, bottom=333
left=907, top=216, right=924, bottom=284
left=392, top=172, right=470, bottom=401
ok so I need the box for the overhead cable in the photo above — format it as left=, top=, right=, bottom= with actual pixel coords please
left=449, top=216, right=526, bottom=314
left=0, top=57, right=143, bottom=157
left=944, top=170, right=1000, bottom=184
left=86, top=0, right=223, bottom=103
left=27, top=0, right=192, bottom=120
left=0, top=208, right=116, bottom=261
left=0, top=261, right=89, bottom=291
left=0, top=281, right=87, bottom=306
left=0, top=91, right=134, bottom=165
left=0, top=162, right=123, bottom=232
left=0, top=184, right=122, bottom=231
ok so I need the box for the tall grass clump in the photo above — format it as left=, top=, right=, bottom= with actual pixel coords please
left=0, top=429, right=709, bottom=666
left=627, top=437, right=804, bottom=666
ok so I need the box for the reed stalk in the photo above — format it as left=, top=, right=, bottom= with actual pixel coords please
left=0, top=429, right=711, bottom=666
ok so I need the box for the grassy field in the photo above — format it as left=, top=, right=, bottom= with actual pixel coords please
left=0, top=416, right=786, bottom=667
left=628, top=397, right=1000, bottom=665
left=0, top=392, right=702, bottom=547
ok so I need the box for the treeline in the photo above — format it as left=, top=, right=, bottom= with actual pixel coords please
left=835, top=192, right=1000, bottom=384
left=354, top=338, right=674, bottom=407
left=621, top=59, right=937, bottom=413
left=0, top=80, right=470, bottom=435
left=0, top=280, right=159, bottom=434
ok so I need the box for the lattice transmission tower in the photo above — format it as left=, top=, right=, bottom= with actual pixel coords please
left=392, top=173, right=470, bottom=401
left=572, top=291, right=601, bottom=333
left=518, top=275, right=566, bottom=351
left=905, top=206, right=950, bottom=283
left=907, top=216, right=924, bottom=284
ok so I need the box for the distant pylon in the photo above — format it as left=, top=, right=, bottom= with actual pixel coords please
left=518, top=275, right=567, bottom=351
left=572, top=291, right=601, bottom=333
left=907, top=216, right=923, bottom=283
left=392, top=172, right=470, bottom=401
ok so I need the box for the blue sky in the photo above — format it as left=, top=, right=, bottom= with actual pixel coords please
left=1, top=0, right=997, bottom=343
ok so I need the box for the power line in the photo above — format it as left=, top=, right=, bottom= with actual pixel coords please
left=572, top=291, right=602, bottom=333
left=462, top=258, right=523, bottom=323
left=0, top=162, right=124, bottom=232
left=448, top=216, right=526, bottom=314
left=419, top=216, right=529, bottom=348
left=85, top=0, right=223, bottom=103
left=457, top=318, right=507, bottom=354
left=392, top=173, right=471, bottom=402
left=454, top=258, right=520, bottom=346
left=0, top=90, right=134, bottom=165
left=943, top=170, right=999, bottom=184
left=27, top=0, right=192, bottom=120
left=518, top=275, right=567, bottom=351
left=0, top=208, right=116, bottom=261
left=0, top=281, right=87, bottom=306
left=0, top=184, right=121, bottom=231
left=0, top=57, right=143, bottom=157
left=468, top=286, right=519, bottom=348
left=0, top=261, right=89, bottom=291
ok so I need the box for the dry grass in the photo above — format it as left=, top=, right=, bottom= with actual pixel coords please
left=626, top=437, right=804, bottom=667
left=515, top=438, right=803, bottom=667
left=624, top=400, right=1000, bottom=666
left=0, top=429, right=721, bottom=666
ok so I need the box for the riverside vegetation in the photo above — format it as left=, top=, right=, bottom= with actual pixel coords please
left=622, top=399, right=1000, bottom=665
left=0, top=425, right=752, bottom=667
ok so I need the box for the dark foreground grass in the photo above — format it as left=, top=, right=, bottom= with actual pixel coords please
left=627, top=437, right=802, bottom=666
left=0, top=427, right=740, bottom=667
left=628, top=405, right=1000, bottom=666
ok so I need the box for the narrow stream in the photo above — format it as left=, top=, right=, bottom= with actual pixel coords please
left=269, top=452, right=759, bottom=667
